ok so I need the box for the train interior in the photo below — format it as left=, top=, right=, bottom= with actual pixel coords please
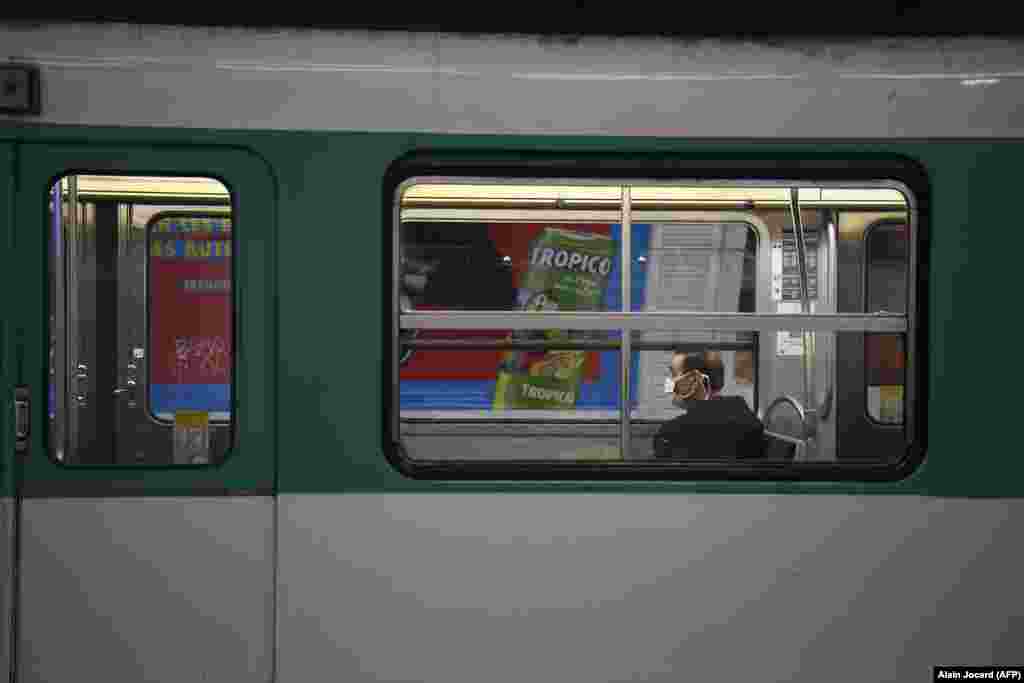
left=397, top=182, right=910, bottom=464
left=48, top=175, right=233, bottom=466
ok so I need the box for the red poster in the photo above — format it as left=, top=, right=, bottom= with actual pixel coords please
left=148, top=215, right=232, bottom=415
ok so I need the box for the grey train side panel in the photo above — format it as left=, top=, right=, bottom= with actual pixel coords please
left=278, top=495, right=1023, bottom=683
left=0, top=498, right=12, bottom=680
left=1, top=141, right=15, bottom=683
left=17, top=499, right=274, bottom=683
left=4, top=25, right=1024, bottom=139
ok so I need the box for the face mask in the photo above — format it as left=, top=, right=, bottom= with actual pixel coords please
left=665, top=371, right=711, bottom=399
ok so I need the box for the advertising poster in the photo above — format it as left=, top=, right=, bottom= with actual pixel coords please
left=399, top=223, right=619, bottom=410
left=492, top=227, right=616, bottom=410
left=148, top=215, right=232, bottom=422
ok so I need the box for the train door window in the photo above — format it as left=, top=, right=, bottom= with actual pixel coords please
left=393, top=179, right=919, bottom=477
left=49, top=175, right=234, bottom=465
left=865, top=220, right=908, bottom=425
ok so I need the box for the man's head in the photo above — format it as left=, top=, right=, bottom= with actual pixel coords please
left=669, top=351, right=709, bottom=402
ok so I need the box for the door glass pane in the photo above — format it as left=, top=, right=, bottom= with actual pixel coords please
left=48, top=175, right=234, bottom=465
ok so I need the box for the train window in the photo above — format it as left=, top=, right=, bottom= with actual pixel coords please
left=394, top=181, right=917, bottom=475
left=864, top=221, right=908, bottom=425
left=49, top=175, right=234, bottom=465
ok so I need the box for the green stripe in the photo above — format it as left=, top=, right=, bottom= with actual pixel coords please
left=0, top=125, right=1017, bottom=495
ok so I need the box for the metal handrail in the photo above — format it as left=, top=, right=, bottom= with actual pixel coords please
left=399, top=311, right=907, bottom=332
left=761, top=394, right=813, bottom=441
left=761, top=394, right=815, bottom=460
left=403, top=339, right=756, bottom=351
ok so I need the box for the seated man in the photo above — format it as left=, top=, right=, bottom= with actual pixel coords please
left=655, top=350, right=764, bottom=460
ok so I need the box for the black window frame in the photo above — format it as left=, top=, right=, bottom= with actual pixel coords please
left=383, top=153, right=930, bottom=482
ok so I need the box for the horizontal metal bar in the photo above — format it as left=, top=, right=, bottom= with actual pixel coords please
left=401, top=208, right=623, bottom=222
left=400, top=311, right=908, bottom=333
left=401, top=200, right=907, bottom=212
left=764, top=430, right=806, bottom=447
left=408, top=339, right=616, bottom=350
left=405, top=339, right=757, bottom=351
left=400, top=419, right=665, bottom=437
left=148, top=231, right=231, bottom=241
left=73, top=194, right=232, bottom=205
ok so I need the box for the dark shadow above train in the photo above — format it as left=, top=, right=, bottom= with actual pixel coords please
left=2, top=6, right=1024, bottom=38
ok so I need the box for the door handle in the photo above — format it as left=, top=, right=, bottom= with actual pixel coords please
left=14, top=385, right=29, bottom=453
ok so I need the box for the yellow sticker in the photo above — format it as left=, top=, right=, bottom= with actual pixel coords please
left=174, top=411, right=210, bottom=464
left=174, top=411, right=208, bottom=429
left=878, top=385, right=904, bottom=423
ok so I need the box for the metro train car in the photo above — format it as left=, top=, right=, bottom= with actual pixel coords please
left=1, top=22, right=1022, bottom=683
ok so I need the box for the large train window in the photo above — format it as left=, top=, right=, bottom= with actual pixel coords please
left=393, top=180, right=918, bottom=476
left=48, top=175, right=234, bottom=465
